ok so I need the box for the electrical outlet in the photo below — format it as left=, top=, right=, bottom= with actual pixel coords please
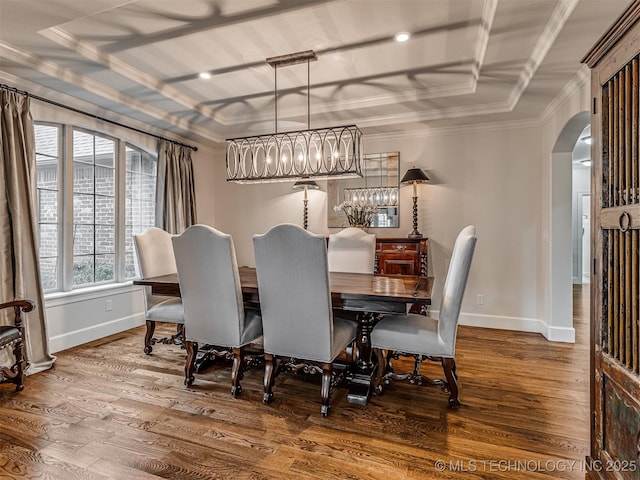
left=105, top=299, right=113, bottom=311
left=476, top=294, right=485, bottom=305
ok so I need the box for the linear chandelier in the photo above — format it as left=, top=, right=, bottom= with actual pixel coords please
left=226, top=50, right=363, bottom=184
left=343, top=186, right=398, bottom=207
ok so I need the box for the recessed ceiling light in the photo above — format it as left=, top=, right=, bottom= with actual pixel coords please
left=198, top=72, right=211, bottom=80
left=581, top=159, right=592, bottom=167
left=581, top=135, right=592, bottom=145
left=394, top=32, right=410, bottom=42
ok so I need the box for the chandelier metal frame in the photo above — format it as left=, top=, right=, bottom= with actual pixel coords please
left=226, top=50, right=363, bottom=184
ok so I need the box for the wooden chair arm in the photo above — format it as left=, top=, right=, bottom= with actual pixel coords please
left=0, top=300, right=35, bottom=313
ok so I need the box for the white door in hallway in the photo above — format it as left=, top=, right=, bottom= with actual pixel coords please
left=581, top=193, right=590, bottom=284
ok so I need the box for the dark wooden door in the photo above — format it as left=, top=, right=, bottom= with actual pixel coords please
left=583, top=3, right=640, bottom=478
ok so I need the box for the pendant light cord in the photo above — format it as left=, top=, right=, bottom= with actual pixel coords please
left=274, top=65, right=278, bottom=134
left=307, top=59, right=311, bottom=130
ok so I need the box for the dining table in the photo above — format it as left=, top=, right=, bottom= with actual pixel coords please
left=134, top=266, right=433, bottom=404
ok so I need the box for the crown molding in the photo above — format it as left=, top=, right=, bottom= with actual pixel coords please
left=539, top=65, right=590, bottom=125
left=364, top=116, right=541, bottom=143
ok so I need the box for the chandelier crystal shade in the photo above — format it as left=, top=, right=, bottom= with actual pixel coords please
left=226, top=50, right=363, bottom=184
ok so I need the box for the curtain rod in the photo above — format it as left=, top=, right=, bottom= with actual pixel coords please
left=0, top=83, right=198, bottom=152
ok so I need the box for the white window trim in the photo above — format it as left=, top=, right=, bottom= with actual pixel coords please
left=36, top=122, right=157, bottom=295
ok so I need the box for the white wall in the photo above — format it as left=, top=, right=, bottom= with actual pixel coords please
left=200, top=124, right=547, bottom=335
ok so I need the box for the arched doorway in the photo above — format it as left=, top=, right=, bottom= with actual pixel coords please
left=549, top=111, right=590, bottom=341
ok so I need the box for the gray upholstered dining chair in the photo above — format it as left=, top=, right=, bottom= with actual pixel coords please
left=133, top=227, right=184, bottom=355
left=371, top=225, right=477, bottom=408
left=327, top=227, right=376, bottom=274
left=172, top=225, right=262, bottom=396
left=253, top=224, right=358, bottom=416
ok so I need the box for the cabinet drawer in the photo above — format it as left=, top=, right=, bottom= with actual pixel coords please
left=378, top=254, right=418, bottom=275
left=377, top=242, right=419, bottom=253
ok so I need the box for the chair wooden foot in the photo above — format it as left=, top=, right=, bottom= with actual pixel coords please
left=144, top=320, right=155, bottom=355
left=184, top=340, right=198, bottom=386
left=263, top=353, right=276, bottom=404
left=442, top=357, right=460, bottom=408
left=231, top=347, right=244, bottom=397
left=372, top=348, right=388, bottom=395
left=320, top=363, right=332, bottom=417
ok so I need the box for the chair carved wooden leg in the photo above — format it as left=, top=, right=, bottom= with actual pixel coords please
left=372, top=350, right=461, bottom=408
left=175, top=324, right=184, bottom=346
left=320, top=362, right=333, bottom=417
left=442, top=357, right=460, bottom=408
left=11, top=333, right=26, bottom=392
left=0, top=300, right=34, bottom=392
left=373, top=348, right=388, bottom=395
left=184, top=340, right=198, bottom=387
left=231, top=347, right=244, bottom=397
left=263, top=353, right=276, bottom=404
left=144, top=320, right=156, bottom=355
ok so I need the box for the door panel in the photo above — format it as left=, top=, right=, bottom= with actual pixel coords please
left=584, top=5, right=640, bottom=477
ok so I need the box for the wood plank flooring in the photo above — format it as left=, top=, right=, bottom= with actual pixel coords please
left=0, top=286, right=591, bottom=479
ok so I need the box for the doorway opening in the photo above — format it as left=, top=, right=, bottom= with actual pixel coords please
left=549, top=111, right=590, bottom=343
left=572, top=124, right=591, bottom=287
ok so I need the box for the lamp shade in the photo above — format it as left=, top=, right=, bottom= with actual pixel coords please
left=401, top=167, right=429, bottom=184
left=292, top=180, right=320, bottom=191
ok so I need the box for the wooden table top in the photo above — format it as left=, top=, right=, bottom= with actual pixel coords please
left=134, top=267, right=432, bottom=305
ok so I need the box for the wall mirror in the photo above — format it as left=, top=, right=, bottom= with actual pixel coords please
left=328, top=152, right=400, bottom=228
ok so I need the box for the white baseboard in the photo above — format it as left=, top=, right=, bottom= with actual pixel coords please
left=541, top=324, right=576, bottom=343
left=430, top=310, right=576, bottom=343
left=48, top=313, right=146, bottom=353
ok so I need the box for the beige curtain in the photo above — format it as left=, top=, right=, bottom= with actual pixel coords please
left=0, top=89, right=55, bottom=374
left=155, top=140, right=197, bottom=234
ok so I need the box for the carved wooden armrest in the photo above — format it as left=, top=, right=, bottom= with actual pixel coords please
left=0, top=300, right=35, bottom=330
left=0, top=300, right=35, bottom=314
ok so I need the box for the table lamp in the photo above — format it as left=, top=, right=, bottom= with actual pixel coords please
left=400, top=167, right=429, bottom=238
left=292, top=180, right=320, bottom=230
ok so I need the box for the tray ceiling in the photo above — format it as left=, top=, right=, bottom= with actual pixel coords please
left=0, top=0, right=630, bottom=147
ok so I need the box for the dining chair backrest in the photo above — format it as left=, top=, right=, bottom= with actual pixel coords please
left=327, top=227, right=376, bottom=274
left=438, top=225, right=477, bottom=351
left=253, top=224, right=334, bottom=362
left=172, top=224, right=246, bottom=346
left=134, top=227, right=178, bottom=310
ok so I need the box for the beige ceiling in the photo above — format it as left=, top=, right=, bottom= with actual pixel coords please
left=0, top=0, right=630, bottom=147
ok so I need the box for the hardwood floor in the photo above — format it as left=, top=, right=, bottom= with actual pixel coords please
left=0, top=287, right=590, bottom=479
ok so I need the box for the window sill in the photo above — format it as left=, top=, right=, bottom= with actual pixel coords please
left=44, top=281, right=144, bottom=307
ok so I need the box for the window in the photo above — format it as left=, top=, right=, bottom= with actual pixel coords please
left=35, top=124, right=157, bottom=293
left=125, top=145, right=157, bottom=279
left=35, top=124, right=60, bottom=290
